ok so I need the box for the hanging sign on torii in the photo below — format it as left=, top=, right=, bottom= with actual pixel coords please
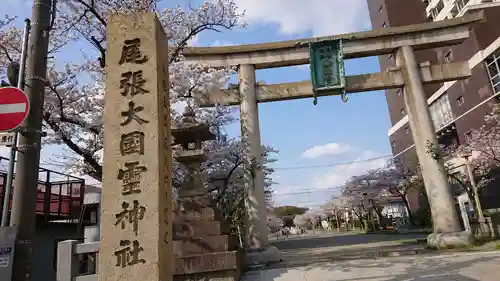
left=307, top=39, right=347, bottom=104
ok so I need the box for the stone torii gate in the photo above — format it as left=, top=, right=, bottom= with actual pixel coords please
left=183, top=12, right=483, bottom=262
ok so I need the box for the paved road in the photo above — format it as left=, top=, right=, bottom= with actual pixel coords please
left=242, top=251, right=500, bottom=281
left=269, top=232, right=428, bottom=268
left=243, top=232, right=500, bottom=280
left=271, top=232, right=428, bottom=250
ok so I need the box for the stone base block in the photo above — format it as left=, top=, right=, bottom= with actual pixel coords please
left=176, top=207, right=223, bottom=221
left=174, top=220, right=230, bottom=238
left=178, top=196, right=214, bottom=211
left=173, top=268, right=241, bottom=281
left=175, top=250, right=241, bottom=275
left=244, top=245, right=282, bottom=267
left=427, top=231, right=474, bottom=249
left=174, top=235, right=238, bottom=256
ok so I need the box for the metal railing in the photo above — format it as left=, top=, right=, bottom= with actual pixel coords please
left=57, top=240, right=99, bottom=281
left=0, top=156, right=85, bottom=222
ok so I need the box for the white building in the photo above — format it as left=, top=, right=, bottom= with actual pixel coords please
left=424, top=0, right=500, bottom=21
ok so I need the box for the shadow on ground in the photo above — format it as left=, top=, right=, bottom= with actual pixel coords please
left=270, top=232, right=427, bottom=251
left=243, top=232, right=500, bottom=280
left=243, top=251, right=500, bottom=281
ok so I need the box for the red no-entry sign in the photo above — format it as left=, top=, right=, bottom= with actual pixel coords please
left=0, top=87, right=29, bottom=132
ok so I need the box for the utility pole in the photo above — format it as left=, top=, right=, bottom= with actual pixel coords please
left=9, top=1, right=52, bottom=281
left=1, top=19, right=30, bottom=227
left=463, top=155, right=489, bottom=237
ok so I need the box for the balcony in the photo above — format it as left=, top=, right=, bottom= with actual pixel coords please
left=0, top=156, right=85, bottom=223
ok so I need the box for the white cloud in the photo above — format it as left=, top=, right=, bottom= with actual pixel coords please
left=272, top=150, right=390, bottom=207
left=301, top=142, right=351, bottom=159
left=235, top=0, right=370, bottom=37
left=187, top=35, right=200, bottom=46
left=312, top=150, right=389, bottom=190
left=211, top=40, right=234, bottom=47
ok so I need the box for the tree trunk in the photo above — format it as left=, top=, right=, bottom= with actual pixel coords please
left=359, top=218, right=366, bottom=231
left=373, top=208, right=383, bottom=229
left=335, top=214, right=340, bottom=232
left=402, top=197, right=415, bottom=226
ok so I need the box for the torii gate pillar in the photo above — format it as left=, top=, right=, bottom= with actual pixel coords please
left=239, top=64, right=281, bottom=265
left=397, top=45, right=472, bottom=248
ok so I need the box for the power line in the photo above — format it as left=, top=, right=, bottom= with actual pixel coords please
left=272, top=155, right=392, bottom=171
left=274, top=187, right=341, bottom=196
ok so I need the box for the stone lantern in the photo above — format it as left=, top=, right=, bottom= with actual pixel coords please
left=171, top=106, right=242, bottom=281
left=172, top=106, right=215, bottom=199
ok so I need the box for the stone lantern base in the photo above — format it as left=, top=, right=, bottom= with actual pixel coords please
left=426, top=231, right=474, bottom=249
left=173, top=195, right=244, bottom=281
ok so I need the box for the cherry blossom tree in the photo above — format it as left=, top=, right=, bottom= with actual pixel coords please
left=203, top=137, right=278, bottom=228
left=266, top=212, right=283, bottom=233
left=293, top=213, right=311, bottom=229
left=0, top=1, right=280, bottom=225
left=452, top=103, right=500, bottom=190
left=321, top=198, right=345, bottom=231
left=378, top=162, right=423, bottom=225
left=342, top=169, right=390, bottom=227
left=0, top=0, right=245, bottom=181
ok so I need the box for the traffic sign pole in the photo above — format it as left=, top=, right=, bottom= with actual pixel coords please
left=0, top=87, right=30, bottom=132
left=1, top=19, right=30, bottom=227
left=10, top=1, right=52, bottom=280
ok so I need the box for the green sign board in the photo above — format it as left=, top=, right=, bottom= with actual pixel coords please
left=308, top=39, right=346, bottom=103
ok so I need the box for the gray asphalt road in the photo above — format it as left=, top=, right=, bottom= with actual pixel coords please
left=242, top=250, right=500, bottom=281
left=270, top=232, right=428, bottom=251
left=243, top=232, right=500, bottom=280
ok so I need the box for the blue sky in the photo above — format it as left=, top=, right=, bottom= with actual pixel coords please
left=1, top=0, right=393, bottom=209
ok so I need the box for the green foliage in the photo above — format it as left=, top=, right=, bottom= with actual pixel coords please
left=281, top=216, right=295, bottom=227
left=425, top=140, right=442, bottom=161
left=413, top=205, right=432, bottom=227
left=273, top=205, right=309, bottom=218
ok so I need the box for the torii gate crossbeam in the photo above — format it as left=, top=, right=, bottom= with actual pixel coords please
left=182, top=12, right=484, bottom=264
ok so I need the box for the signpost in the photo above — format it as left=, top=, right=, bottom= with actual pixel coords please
left=0, top=227, right=17, bottom=281
left=0, top=133, right=15, bottom=147
left=0, top=87, right=29, bottom=132
left=308, top=39, right=346, bottom=104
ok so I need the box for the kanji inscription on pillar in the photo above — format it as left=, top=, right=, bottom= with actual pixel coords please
left=100, top=12, right=173, bottom=281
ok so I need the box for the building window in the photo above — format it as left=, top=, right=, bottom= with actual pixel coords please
left=400, top=108, right=405, bottom=116
left=486, top=50, right=500, bottom=94
left=382, top=22, right=387, bottom=28
left=457, top=96, right=464, bottom=106
left=396, top=89, right=402, bottom=96
left=405, top=126, right=410, bottom=134
left=388, top=53, right=393, bottom=60
left=391, top=141, right=396, bottom=148
left=430, top=92, right=453, bottom=130
left=379, top=5, right=383, bottom=12
left=444, top=50, right=453, bottom=63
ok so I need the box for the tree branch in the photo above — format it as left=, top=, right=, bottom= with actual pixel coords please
left=43, top=112, right=102, bottom=181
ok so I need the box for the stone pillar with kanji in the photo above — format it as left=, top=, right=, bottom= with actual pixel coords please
left=99, top=13, right=173, bottom=281
left=172, top=107, right=243, bottom=281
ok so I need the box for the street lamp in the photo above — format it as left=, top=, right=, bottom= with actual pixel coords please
left=462, top=154, right=489, bottom=236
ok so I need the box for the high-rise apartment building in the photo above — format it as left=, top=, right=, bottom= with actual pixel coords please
left=368, top=0, right=500, bottom=210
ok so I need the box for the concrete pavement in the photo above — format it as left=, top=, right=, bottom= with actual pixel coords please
left=243, top=232, right=499, bottom=281
left=268, top=232, right=429, bottom=267
left=241, top=250, right=500, bottom=281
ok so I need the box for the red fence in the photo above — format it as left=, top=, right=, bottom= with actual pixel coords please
left=0, top=157, right=85, bottom=221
